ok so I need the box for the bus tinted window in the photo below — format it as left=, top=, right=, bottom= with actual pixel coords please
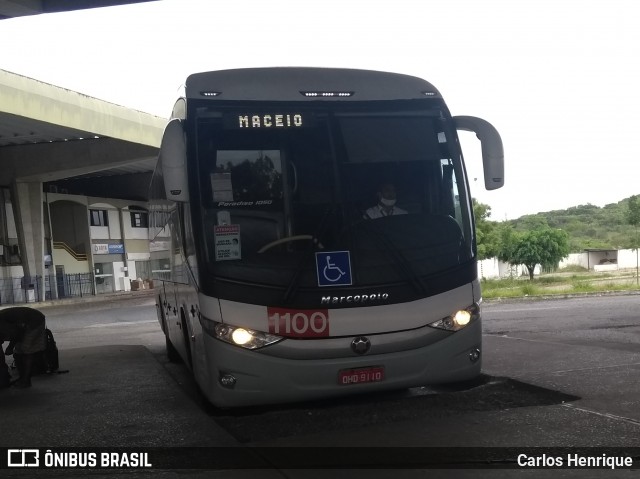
left=338, top=116, right=443, bottom=164
left=195, top=105, right=473, bottom=305
left=211, top=150, right=283, bottom=205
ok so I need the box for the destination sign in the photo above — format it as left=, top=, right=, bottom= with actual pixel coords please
left=225, top=113, right=307, bottom=129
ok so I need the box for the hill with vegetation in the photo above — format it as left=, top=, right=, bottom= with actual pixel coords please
left=505, top=197, right=640, bottom=252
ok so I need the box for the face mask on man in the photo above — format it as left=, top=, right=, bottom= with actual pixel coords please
left=379, top=197, right=396, bottom=207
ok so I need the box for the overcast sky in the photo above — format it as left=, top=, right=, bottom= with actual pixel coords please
left=1, top=0, right=639, bottom=221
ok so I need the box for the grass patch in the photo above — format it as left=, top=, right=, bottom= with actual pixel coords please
left=481, top=278, right=518, bottom=289
left=601, top=282, right=640, bottom=292
left=520, top=283, right=541, bottom=296
left=481, top=271, right=640, bottom=299
left=558, top=265, right=589, bottom=273
left=535, top=276, right=566, bottom=285
left=571, top=281, right=597, bottom=293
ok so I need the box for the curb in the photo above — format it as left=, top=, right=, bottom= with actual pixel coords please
left=4, top=286, right=639, bottom=309
left=0, top=288, right=157, bottom=311
left=484, top=288, right=640, bottom=304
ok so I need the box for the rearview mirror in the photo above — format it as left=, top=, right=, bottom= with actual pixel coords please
left=454, top=116, right=504, bottom=190
left=159, top=118, right=189, bottom=202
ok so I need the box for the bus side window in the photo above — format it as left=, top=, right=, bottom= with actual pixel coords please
left=441, top=163, right=456, bottom=218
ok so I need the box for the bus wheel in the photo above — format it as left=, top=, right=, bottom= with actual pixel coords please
left=166, top=336, right=181, bottom=363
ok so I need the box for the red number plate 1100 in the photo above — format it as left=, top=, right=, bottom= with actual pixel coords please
left=338, top=366, right=385, bottom=385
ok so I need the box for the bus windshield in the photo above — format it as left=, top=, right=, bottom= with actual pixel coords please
left=195, top=103, right=474, bottom=306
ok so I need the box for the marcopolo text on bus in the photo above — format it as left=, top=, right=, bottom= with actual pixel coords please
left=321, top=293, right=389, bottom=305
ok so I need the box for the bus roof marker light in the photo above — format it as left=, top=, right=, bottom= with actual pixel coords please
left=200, top=91, right=221, bottom=97
left=422, top=91, right=437, bottom=97
left=300, top=91, right=354, bottom=98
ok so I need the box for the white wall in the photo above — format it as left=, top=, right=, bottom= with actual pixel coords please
left=8, top=265, right=24, bottom=277
left=51, top=248, right=89, bottom=274
left=559, top=250, right=640, bottom=270
left=559, top=253, right=589, bottom=269
left=108, top=209, right=121, bottom=239
left=482, top=250, right=639, bottom=278
left=478, top=258, right=499, bottom=279
left=111, top=260, right=129, bottom=292
left=127, top=263, right=138, bottom=284
left=619, top=249, right=639, bottom=269
left=88, top=202, right=122, bottom=240
left=90, top=225, right=109, bottom=240
left=478, top=258, right=533, bottom=279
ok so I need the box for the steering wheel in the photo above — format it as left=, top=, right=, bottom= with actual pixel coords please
left=258, top=235, right=323, bottom=253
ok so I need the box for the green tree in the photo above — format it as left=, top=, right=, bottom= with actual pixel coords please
left=473, top=199, right=500, bottom=260
left=496, top=224, right=519, bottom=263
left=626, top=195, right=640, bottom=285
left=495, top=224, right=521, bottom=277
left=503, top=228, right=570, bottom=280
left=515, top=214, right=549, bottom=231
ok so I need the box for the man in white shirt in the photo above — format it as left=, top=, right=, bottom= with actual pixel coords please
left=363, top=183, right=408, bottom=219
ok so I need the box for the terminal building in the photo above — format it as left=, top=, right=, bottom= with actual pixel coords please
left=0, top=68, right=167, bottom=304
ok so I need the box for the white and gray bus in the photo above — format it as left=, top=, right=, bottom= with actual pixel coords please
left=149, top=67, right=503, bottom=408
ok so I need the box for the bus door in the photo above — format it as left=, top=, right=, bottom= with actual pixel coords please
left=164, top=206, right=192, bottom=362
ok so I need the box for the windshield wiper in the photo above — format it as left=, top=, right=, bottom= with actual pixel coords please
left=352, top=219, right=428, bottom=296
left=281, top=205, right=334, bottom=304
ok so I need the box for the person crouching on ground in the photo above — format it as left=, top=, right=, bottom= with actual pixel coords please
left=0, top=335, right=10, bottom=388
left=0, top=307, right=46, bottom=388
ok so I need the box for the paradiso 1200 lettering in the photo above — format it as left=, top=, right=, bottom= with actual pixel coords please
left=238, top=113, right=303, bottom=128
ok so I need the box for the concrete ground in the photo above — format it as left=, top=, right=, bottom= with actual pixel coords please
left=1, top=291, right=639, bottom=478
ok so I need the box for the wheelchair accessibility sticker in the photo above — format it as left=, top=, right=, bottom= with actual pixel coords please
left=315, top=251, right=352, bottom=287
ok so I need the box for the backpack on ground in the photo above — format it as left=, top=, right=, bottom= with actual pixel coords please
left=14, top=327, right=59, bottom=375
left=42, top=328, right=59, bottom=374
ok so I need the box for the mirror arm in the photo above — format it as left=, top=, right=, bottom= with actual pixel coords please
left=454, top=115, right=504, bottom=190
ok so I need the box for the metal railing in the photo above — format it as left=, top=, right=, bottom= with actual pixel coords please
left=0, top=273, right=96, bottom=305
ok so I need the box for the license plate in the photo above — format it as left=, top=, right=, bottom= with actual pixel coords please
left=338, top=366, right=385, bottom=385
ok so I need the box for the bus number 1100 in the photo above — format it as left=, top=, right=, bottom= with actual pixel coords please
left=267, top=308, right=330, bottom=337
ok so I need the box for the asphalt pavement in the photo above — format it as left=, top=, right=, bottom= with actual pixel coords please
left=0, top=343, right=239, bottom=447
left=1, top=290, right=639, bottom=478
left=0, top=289, right=238, bottom=446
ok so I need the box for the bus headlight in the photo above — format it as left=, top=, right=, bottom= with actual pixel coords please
left=200, top=316, right=283, bottom=349
left=231, top=328, right=253, bottom=346
left=429, top=303, right=480, bottom=332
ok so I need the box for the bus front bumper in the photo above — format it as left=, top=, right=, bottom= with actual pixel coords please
left=200, top=319, right=482, bottom=408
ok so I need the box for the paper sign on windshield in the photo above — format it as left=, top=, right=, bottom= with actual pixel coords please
left=214, top=224, right=241, bottom=261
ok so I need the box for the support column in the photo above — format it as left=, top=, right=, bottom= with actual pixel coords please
left=12, top=181, right=45, bottom=301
